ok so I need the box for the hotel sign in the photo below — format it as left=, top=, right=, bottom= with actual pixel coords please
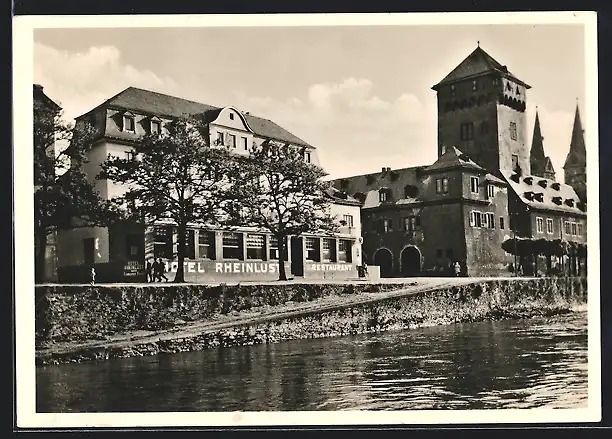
left=165, top=261, right=283, bottom=274
left=123, top=260, right=144, bottom=276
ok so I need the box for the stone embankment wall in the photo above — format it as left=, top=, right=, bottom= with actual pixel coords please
left=36, top=277, right=587, bottom=365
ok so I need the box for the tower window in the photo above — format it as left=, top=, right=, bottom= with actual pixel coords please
left=481, top=121, right=489, bottom=135
left=470, top=176, right=480, bottom=194
left=506, top=82, right=513, bottom=91
left=472, top=80, right=478, bottom=91
left=229, top=113, right=234, bottom=120
left=460, top=122, right=474, bottom=141
left=516, top=86, right=520, bottom=95
left=512, top=154, right=519, bottom=170
left=451, top=85, right=456, bottom=96
left=509, top=122, right=517, bottom=141
left=436, top=177, right=449, bottom=194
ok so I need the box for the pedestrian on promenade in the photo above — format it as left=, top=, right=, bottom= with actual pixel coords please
left=155, top=258, right=168, bottom=282
left=453, top=261, right=461, bottom=277
left=145, top=258, right=153, bottom=283
left=90, top=266, right=96, bottom=285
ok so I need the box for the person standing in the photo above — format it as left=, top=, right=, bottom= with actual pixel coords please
left=156, top=258, right=168, bottom=282
left=145, top=258, right=153, bottom=283
left=90, top=266, right=96, bottom=285
left=453, top=261, right=461, bottom=277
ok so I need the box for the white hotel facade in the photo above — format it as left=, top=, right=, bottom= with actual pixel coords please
left=56, top=86, right=363, bottom=283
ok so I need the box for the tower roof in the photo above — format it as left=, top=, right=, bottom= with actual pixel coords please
left=530, top=110, right=546, bottom=162
left=425, top=145, right=484, bottom=172
left=564, top=103, right=586, bottom=169
left=432, top=45, right=531, bottom=90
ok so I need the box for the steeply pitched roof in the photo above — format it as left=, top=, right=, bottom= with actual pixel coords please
left=80, top=86, right=312, bottom=147
left=564, top=104, right=586, bottom=169
left=530, top=111, right=545, bottom=162
left=34, top=84, right=61, bottom=112
left=432, top=46, right=530, bottom=90
left=425, top=146, right=484, bottom=172
left=501, top=170, right=585, bottom=215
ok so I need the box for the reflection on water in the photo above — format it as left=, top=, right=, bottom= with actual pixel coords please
left=36, top=312, right=588, bottom=412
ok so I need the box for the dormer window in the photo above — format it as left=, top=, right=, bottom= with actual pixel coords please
left=524, top=191, right=534, bottom=201
left=523, top=176, right=533, bottom=185
left=537, top=179, right=547, bottom=189
left=551, top=182, right=561, bottom=191
left=534, top=193, right=544, bottom=202
left=379, top=188, right=390, bottom=203
left=565, top=199, right=575, bottom=207
left=123, top=112, right=135, bottom=132
left=552, top=196, right=563, bottom=205
left=150, top=118, right=161, bottom=134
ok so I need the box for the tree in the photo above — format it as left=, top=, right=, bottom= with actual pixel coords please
left=34, top=99, right=107, bottom=282
left=99, top=118, right=235, bottom=283
left=226, top=141, right=338, bottom=281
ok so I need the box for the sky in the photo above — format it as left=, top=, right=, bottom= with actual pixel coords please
left=33, top=23, right=587, bottom=181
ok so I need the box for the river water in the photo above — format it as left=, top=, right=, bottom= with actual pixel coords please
left=36, top=311, right=588, bottom=412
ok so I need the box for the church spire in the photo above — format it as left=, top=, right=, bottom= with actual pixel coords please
left=564, top=103, right=586, bottom=169
left=530, top=110, right=545, bottom=161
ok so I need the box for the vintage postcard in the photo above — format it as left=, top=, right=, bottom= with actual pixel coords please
left=14, top=11, right=600, bottom=428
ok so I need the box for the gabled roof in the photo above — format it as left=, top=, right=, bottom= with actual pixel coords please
left=432, top=46, right=530, bottom=90
left=34, top=84, right=61, bottom=112
left=501, top=170, right=585, bottom=215
left=425, top=146, right=484, bottom=173
left=78, top=86, right=312, bottom=148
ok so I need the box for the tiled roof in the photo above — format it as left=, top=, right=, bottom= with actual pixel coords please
left=81, top=86, right=312, bottom=147
left=501, top=170, right=585, bottom=215
left=432, top=46, right=530, bottom=90
left=324, top=186, right=361, bottom=206
left=425, top=146, right=484, bottom=172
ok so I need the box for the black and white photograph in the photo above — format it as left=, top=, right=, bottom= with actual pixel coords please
left=14, top=11, right=600, bottom=427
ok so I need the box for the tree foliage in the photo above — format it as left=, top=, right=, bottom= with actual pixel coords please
left=34, top=99, right=107, bottom=282
left=99, top=118, right=235, bottom=282
left=226, top=141, right=338, bottom=280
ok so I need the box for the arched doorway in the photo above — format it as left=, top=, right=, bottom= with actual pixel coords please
left=374, top=248, right=393, bottom=278
left=400, top=246, right=421, bottom=277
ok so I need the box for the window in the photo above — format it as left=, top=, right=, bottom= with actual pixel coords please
left=546, top=218, right=554, bottom=234
left=377, top=219, right=393, bottom=233
left=305, top=151, right=311, bottom=163
left=499, top=217, right=505, bottom=229
left=481, top=121, right=489, bottom=135
left=564, top=221, right=571, bottom=235
left=198, top=231, right=215, bottom=259
left=342, top=214, right=354, bottom=227
left=217, top=132, right=224, bottom=145
left=404, top=215, right=421, bottom=231
left=322, top=238, right=336, bottom=262
left=242, top=136, right=248, bottom=150
left=338, top=240, right=352, bottom=262
left=492, top=77, right=499, bottom=86
left=512, top=154, right=519, bottom=170
left=460, top=122, right=474, bottom=141
left=222, top=232, right=242, bottom=259
left=125, top=150, right=135, bottom=161
left=246, top=234, right=265, bottom=260
left=486, top=213, right=495, bottom=229
left=379, top=189, right=388, bottom=202
left=536, top=217, right=544, bottom=233
left=227, top=134, right=236, bottom=148
left=268, top=236, right=286, bottom=261
left=451, top=85, right=456, bottom=96
left=577, top=224, right=583, bottom=236
left=472, top=80, right=478, bottom=91
left=229, top=113, right=234, bottom=120
left=487, top=184, right=496, bottom=198
left=151, top=120, right=161, bottom=134
left=507, top=81, right=513, bottom=91
left=470, top=176, right=479, bottom=194
left=510, top=122, right=517, bottom=141
left=470, top=211, right=495, bottom=229
left=123, top=115, right=135, bottom=132
left=516, top=86, right=520, bottom=95
left=305, top=237, right=319, bottom=261
left=154, top=226, right=173, bottom=259
left=571, top=222, right=577, bottom=236
left=404, top=184, right=418, bottom=198
left=436, top=177, right=449, bottom=194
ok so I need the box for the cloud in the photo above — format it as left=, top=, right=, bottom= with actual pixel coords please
left=34, top=43, right=181, bottom=124
left=232, top=78, right=438, bottom=179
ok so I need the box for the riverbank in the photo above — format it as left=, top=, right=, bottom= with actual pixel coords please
left=35, top=277, right=587, bottom=365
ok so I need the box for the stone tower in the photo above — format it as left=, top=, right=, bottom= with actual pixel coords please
left=432, top=45, right=531, bottom=177
left=529, top=110, right=556, bottom=180
left=564, top=103, right=587, bottom=202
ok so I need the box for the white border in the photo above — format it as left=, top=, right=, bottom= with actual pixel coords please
left=14, top=11, right=601, bottom=428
